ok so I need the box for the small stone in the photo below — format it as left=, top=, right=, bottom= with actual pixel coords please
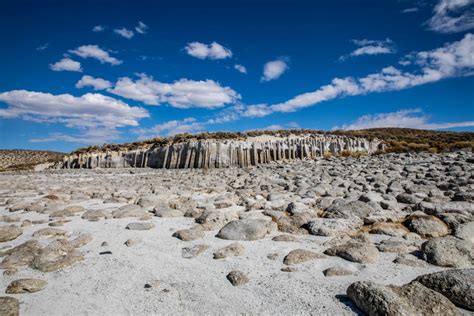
left=0, top=296, right=19, bottom=316
left=144, top=284, right=152, bottom=289
left=272, top=234, right=298, bottom=242
left=99, top=251, right=112, bottom=255
left=281, top=266, right=298, bottom=272
left=216, top=219, right=277, bottom=241
left=226, top=270, right=249, bottom=286
left=69, top=234, right=93, bottom=248
left=323, top=266, right=354, bottom=277
left=101, top=241, right=109, bottom=247
left=125, top=222, right=155, bottom=230
left=182, top=244, right=209, bottom=259
left=393, top=255, right=426, bottom=267
left=124, top=238, right=142, bottom=247
left=32, top=227, right=67, bottom=238
left=6, top=278, right=48, bottom=294
left=267, top=253, right=278, bottom=260
left=283, top=249, right=324, bottom=265
left=213, top=243, right=245, bottom=259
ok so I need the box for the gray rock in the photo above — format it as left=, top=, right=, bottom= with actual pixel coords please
left=347, top=281, right=461, bottom=316
left=396, top=193, right=421, bottom=204
left=272, top=234, right=298, bottom=242
left=283, top=249, right=324, bottom=265
left=307, top=218, right=362, bottom=237
left=416, top=269, right=474, bottom=311
left=1, top=240, right=42, bottom=269
left=376, top=239, right=411, bottom=253
left=69, top=233, right=93, bottom=248
left=124, top=238, right=142, bottom=247
left=324, top=200, right=374, bottom=220
left=181, top=244, right=209, bottom=259
left=422, top=236, right=473, bottom=268
left=213, top=243, right=245, bottom=259
left=323, top=266, right=353, bottom=277
left=216, top=219, right=276, bottom=241
left=112, top=205, right=149, bottom=219
left=393, top=254, right=426, bottom=267
left=32, top=227, right=67, bottom=238
left=369, top=222, right=409, bottom=237
left=324, top=241, right=379, bottom=263
left=196, top=206, right=243, bottom=230
left=81, top=209, right=109, bottom=221
left=0, top=226, right=22, bottom=242
left=0, top=296, right=19, bottom=316
left=153, top=207, right=183, bottom=218
left=404, top=212, right=449, bottom=238
left=31, top=239, right=84, bottom=272
left=6, top=278, right=48, bottom=294
left=226, top=270, right=249, bottom=286
left=172, top=226, right=205, bottom=241
left=126, top=222, right=155, bottom=230
left=455, top=222, right=474, bottom=243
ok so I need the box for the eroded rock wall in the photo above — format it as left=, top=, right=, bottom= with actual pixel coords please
left=59, top=135, right=384, bottom=169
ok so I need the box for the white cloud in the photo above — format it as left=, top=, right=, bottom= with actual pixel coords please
left=427, top=0, right=474, bottom=33
left=75, top=75, right=112, bottom=90
left=114, top=27, right=134, bottom=39
left=340, top=39, right=396, bottom=61
left=235, top=33, right=474, bottom=117
left=49, top=58, right=82, bottom=72
left=93, top=25, right=105, bottom=32
left=134, top=117, right=204, bottom=138
left=261, top=59, right=289, bottom=82
left=402, top=7, right=420, bottom=13
left=108, top=73, right=240, bottom=109
left=30, top=128, right=121, bottom=145
left=0, top=90, right=148, bottom=132
left=36, top=43, right=48, bottom=51
left=135, top=21, right=148, bottom=34
left=334, top=108, right=474, bottom=130
left=234, top=64, right=247, bottom=74
left=185, top=42, right=232, bottom=60
left=69, top=45, right=122, bottom=65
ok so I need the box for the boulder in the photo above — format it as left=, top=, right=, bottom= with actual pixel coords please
left=6, top=278, right=48, bottom=294
left=213, top=243, right=245, bottom=259
left=283, top=249, right=324, bottom=265
left=323, top=266, right=354, bottom=277
left=454, top=222, right=474, bottom=243
left=81, top=209, right=109, bottom=221
left=112, top=205, right=149, bottom=219
left=0, top=296, right=19, bottom=316
left=416, top=269, right=474, bottom=311
left=0, top=226, right=22, bottom=242
left=181, top=244, right=209, bottom=259
left=324, top=200, right=374, bottom=220
left=421, top=236, right=473, bottom=268
left=1, top=240, right=42, bottom=268
left=404, top=212, right=449, bottom=238
left=172, top=226, right=205, bottom=241
left=31, top=239, right=84, bottom=272
left=216, top=219, right=276, bottom=241
left=125, top=222, right=155, bottom=230
left=307, top=218, right=362, bottom=237
left=347, top=281, right=461, bottom=316
left=324, top=241, right=379, bottom=263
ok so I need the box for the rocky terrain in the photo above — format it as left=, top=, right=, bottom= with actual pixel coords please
left=0, top=150, right=65, bottom=172
left=0, top=150, right=473, bottom=315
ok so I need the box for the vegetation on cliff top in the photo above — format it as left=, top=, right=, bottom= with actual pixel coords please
left=71, top=128, right=474, bottom=155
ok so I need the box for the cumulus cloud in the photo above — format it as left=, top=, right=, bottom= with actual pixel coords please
left=49, top=58, right=82, bottom=72
left=333, top=108, right=474, bottom=130
left=234, top=64, right=247, bottom=74
left=92, top=25, right=105, bottom=32
left=134, top=117, right=204, bottom=138
left=261, top=59, right=289, bottom=82
left=427, top=0, right=474, bottom=33
left=75, top=75, right=112, bottom=90
left=234, top=33, right=474, bottom=117
left=107, top=73, right=240, bottom=109
left=185, top=42, right=232, bottom=60
left=114, top=27, right=134, bottom=39
left=69, top=45, right=122, bottom=65
left=340, top=39, right=396, bottom=61
left=135, top=21, right=148, bottom=34
left=0, top=90, right=148, bottom=129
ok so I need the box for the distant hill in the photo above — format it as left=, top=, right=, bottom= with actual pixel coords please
left=72, top=128, right=474, bottom=155
left=0, top=149, right=65, bottom=171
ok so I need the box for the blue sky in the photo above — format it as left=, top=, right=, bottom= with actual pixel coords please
left=1, top=0, right=473, bottom=152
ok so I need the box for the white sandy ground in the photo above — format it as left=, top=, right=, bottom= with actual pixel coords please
left=0, top=178, right=468, bottom=316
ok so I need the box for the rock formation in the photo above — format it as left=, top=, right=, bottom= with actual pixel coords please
left=58, top=134, right=383, bottom=169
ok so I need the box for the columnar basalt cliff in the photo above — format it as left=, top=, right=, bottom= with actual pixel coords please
left=58, top=134, right=384, bottom=169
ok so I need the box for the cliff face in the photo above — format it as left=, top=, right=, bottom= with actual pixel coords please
left=58, top=134, right=384, bottom=169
